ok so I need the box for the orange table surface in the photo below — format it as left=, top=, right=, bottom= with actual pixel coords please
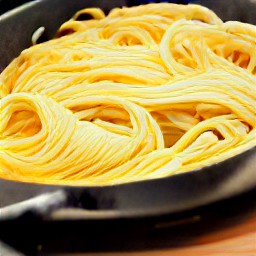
left=78, top=209, right=256, bottom=256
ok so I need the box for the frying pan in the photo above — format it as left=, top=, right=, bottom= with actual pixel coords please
left=0, top=0, right=256, bottom=254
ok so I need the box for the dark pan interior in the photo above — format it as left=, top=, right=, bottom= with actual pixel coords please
left=0, top=0, right=256, bottom=219
left=0, top=0, right=127, bottom=70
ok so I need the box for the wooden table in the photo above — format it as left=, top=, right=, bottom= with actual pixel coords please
left=99, top=214, right=256, bottom=256
left=1, top=216, right=255, bottom=256
left=80, top=192, right=256, bottom=256
left=86, top=212, right=256, bottom=256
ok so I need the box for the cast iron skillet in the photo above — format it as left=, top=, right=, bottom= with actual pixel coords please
left=0, top=0, right=256, bottom=220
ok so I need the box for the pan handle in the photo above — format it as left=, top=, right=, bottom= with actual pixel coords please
left=0, top=190, right=69, bottom=221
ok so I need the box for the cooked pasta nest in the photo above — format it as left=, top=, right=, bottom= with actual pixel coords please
left=0, top=3, right=255, bottom=185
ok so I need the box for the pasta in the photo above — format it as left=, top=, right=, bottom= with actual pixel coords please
left=0, top=3, right=255, bottom=185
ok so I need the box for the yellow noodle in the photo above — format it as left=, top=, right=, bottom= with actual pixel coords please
left=0, top=3, right=255, bottom=185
